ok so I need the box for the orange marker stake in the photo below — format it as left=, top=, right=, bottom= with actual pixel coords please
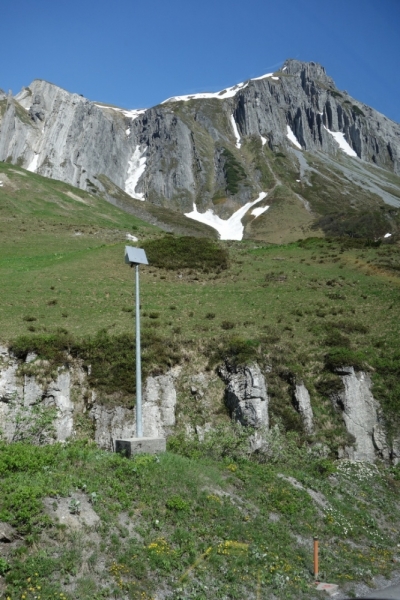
left=314, top=536, right=319, bottom=581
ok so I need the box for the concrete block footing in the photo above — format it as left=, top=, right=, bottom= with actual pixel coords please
left=115, top=437, right=166, bottom=457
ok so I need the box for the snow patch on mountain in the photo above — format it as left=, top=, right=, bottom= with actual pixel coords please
left=323, top=126, right=357, bottom=157
left=286, top=125, right=302, bottom=149
left=95, top=105, right=146, bottom=121
left=252, top=72, right=274, bottom=81
left=251, top=205, right=269, bottom=217
left=161, top=82, right=249, bottom=104
left=230, top=115, right=241, bottom=148
left=27, top=154, right=39, bottom=172
left=184, top=192, right=267, bottom=240
left=125, top=146, right=147, bottom=200
left=161, top=72, right=279, bottom=104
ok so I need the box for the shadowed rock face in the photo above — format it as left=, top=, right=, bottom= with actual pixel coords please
left=0, top=59, right=399, bottom=219
left=219, top=363, right=269, bottom=428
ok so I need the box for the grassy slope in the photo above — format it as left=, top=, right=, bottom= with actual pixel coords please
left=1, top=161, right=400, bottom=421
left=2, top=162, right=400, bottom=598
left=1, top=441, right=400, bottom=599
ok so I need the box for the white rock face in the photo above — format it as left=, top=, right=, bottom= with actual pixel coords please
left=333, top=367, right=387, bottom=462
left=0, top=347, right=76, bottom=443
left=90, top=370, right=178, bottom=450
left=0, top=345, right=178, bottom=449
left=219, top=363, right=269, bottom=428
left=90, top=405, right=135, bottom=451
left=293, top=382, right=314, bottom=434
left=46, top=370, right=74, bottom=442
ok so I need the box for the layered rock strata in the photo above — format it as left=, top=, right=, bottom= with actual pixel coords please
left=1, top=59, right=399, bottom=219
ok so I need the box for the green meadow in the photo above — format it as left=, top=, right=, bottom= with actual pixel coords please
left=1, top=162, right=400, bottom=598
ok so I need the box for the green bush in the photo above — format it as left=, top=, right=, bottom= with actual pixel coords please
left=209, top=336, right=259, bottom=367
left=314, top=211, right=389, bottom=240
left=222, top=147, right=246, bottom=195
left=142, top=235, right=229, bottom=272
left=325, top=347, right=365, bottom=371
left=166, top=495, right=190, bottom=511
left=0, top=557, right=10, bottom=576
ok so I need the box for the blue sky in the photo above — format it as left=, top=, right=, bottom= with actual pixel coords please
left=2, top=0, right=399, bottom=122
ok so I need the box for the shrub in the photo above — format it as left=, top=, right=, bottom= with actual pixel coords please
left=0, top=558, right=10, bottom=576
left=221, top=147, right=246, bottom=195
left=221, top=320, right=235, bottom=330
left=166, top=495, right=190, bottom=512
left=142, top=236, right=229, bottom=272
left=209, top=336, right=259, bottom=367
left=324, top=330, right=351, bottom=348
left=325, top=348, right=365, bottom=371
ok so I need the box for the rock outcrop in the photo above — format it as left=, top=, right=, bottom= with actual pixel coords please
left=0, top=346, right=79, bottom=444
left=292, top=380, right=314, bottom=434
left=90, top=369, right=178, bottom=450
left=0, top=346, right=178, bottom=449
left=332, top=367, right=390, bottom=462
left=219, top=362, right=269, bottom=428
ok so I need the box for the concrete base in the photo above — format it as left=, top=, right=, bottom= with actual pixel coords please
left=115, top=437, right=166, bottom=457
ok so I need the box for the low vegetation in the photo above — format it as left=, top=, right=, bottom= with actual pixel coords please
left=221, top=147, right=247, bottom=195
left=142, top=235, right=229, bottom=272
left=2, top=162, right=400, bottom=597
left=1, top=435, right=400, bottom=599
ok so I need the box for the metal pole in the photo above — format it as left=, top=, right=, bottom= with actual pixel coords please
left=135, top=264, right=143, bottom=437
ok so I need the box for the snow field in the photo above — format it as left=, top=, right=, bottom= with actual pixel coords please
left=230, top=115, right=241, bottom=148
left=323, top=126, right=357, bottom=157
left=27, top=154, right=39, bottom=172
left=286, top=126, right=302, bottom=150
left=184, top=192, right=268, bottom=241
left=125, top=146, right=147, bottom=200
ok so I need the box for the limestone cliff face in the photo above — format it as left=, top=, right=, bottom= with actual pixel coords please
left=0, top=60, right=400, bottom=217
left=0, top=80, right=135, bottom=192
left=234, top=60, right=400, bottom=172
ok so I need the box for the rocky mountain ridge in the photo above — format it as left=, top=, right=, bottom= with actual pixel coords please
left=1, top=59, right=400, bottom=240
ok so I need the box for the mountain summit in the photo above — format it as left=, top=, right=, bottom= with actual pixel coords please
left=1, top=59, right=400, bottom=241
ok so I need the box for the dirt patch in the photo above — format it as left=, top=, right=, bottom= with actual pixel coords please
left=43, top=492, right=100, bottom=530
left=0, top=173, right=19, bottom=191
